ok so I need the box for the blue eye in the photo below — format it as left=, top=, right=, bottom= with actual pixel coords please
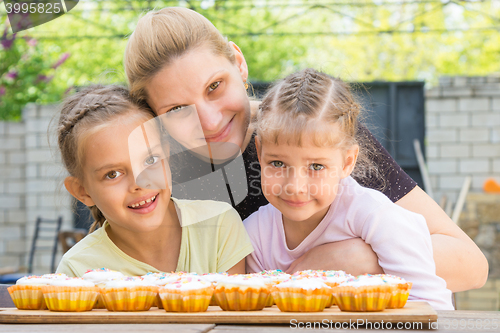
left=309, top=163, right=325, bottom=171
left=271, top=161, right=284, bottom=168
left=145, top=155, right=160, bottom=166
left=106, top=170, right=123, bottom=180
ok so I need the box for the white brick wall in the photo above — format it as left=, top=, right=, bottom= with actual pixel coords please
left=459, top=128, right=489, bottom=143
left=0, top=103, right=72, bottom=275
left=459, top=159, right=489, bottom=173
left=440, top=144, right=470, bottom=158
left=440, top=114, right=469, bottom=128
left=459, top=98, right=489, bottom=112
left=427, top=128, right=458, bottom=143
left=426, top=76, right=500, bottom=203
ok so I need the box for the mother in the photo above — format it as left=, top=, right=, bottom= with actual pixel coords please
left=124, top=7, right=487, bottom=292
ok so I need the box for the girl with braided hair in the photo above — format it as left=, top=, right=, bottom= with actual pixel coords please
left=243, top=68, right=453, bottom=310
left=55, top=84, right=251, bottom=277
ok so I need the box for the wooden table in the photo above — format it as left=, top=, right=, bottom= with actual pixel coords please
left=1, top=310, right=499, bottom=332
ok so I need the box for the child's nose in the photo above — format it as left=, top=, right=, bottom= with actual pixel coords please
left=285, top=168, right=308, bottom=194
left=128, top=174, right=143, bottom=192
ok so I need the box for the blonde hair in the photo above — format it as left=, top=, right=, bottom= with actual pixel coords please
left=57, top=85, right=155, bottom=232
left=256, top=68, right=383, bottom=187
left=125, top=7, right=235, bottom=106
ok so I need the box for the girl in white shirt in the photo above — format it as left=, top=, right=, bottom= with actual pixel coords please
left=243, top=68, right=453, bottom=310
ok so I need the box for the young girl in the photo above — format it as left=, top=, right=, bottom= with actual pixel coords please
left=55, top=84, right=252, bottom=277
left=243, top=68, right=454, bottom=310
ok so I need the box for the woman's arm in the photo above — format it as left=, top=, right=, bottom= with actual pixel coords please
left=396, top=186, right=488, bottom=292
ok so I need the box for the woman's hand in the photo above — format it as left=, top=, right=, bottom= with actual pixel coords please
left=286, top=238, right=384, bottom=275
left=396, top=186, right=488, bottom=292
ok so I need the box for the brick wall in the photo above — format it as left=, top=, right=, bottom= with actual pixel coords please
left=426, top=77, right=500, bottom=311
left=425, top=76, right=500, bottom=202
left=0, top=103, right=72, bottom=274
left=0, top=120, right=27, bottom=269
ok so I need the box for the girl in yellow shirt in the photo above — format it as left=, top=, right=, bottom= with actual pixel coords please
left=55, top=85, right=252, bottom=277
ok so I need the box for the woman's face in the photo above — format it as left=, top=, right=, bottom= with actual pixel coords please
left=145, top=44, right=251, bottom=153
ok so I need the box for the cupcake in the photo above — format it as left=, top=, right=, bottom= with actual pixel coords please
left=290, top=270, right=353, bottom=308
left=321, top=270, right=353, bottom=307
left=291, top=270, right=326, bottom=278
left=159, top=277, right=214, bottom=312
left=142, top=272, right=181, bottom=309
left=7, top=274, right=67, bottom=310
left=83, top=268, right=125, bottom=309
left=42, top=277, right=98, bottom=312
left=254, top=270, right=291, bottom=307
left=99, top=277, right=158, bottom=311
left=332, top=274, right=393, bottom=312
left=214, top=275, right=271, bottom=311
left=271, top=277, right=332, bottom=312
left=377, top=274, right=412, bottom=309
left=199, top=272, right=228, bottom=306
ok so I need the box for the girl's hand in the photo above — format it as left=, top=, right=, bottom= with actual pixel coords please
left=285, top=238, right=384, bottom=275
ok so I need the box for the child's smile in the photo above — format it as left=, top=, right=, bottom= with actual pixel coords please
left=127, top=192, right=159, bottom=213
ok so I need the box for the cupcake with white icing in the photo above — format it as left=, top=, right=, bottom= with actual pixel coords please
left=83, top=268, right=125, bottom=309
left=41, top=277, right=98, bottom=312
left=99, top=277, right=159, bottom=311
left=141, top=272, right=182, bottom=309
left=271, top=277, right=332, bottom=312
left=320, top=270, right=353, bottom=307
left=199, top=272, right=228, bottom=306
left=374, top=274, right=412, bottom=309
left=214, top=275, right=271, bottom=311
left=332, top=274, right=393, bottom=312
left=158, top=276, right=214, bottom=312
left=253, top=270, right=291, bottom=307
left=8, top=274, right=68, bottom=310
left=83, top=268, right=125, bottom=285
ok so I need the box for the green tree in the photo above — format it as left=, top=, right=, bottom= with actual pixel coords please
left=0, top=22, right=69, bottom=120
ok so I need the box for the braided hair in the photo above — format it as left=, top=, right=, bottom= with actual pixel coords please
left=255, top=68, right=384, bottom=190
left=58, top=84, right=155, bottom=232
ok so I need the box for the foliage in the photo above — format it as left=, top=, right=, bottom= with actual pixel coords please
left=0, top=21, right=70, bottom=120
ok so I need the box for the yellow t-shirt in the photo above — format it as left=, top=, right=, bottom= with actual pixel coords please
left=56, top=198, right=254, bottom=277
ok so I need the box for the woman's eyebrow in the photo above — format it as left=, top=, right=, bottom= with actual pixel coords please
left=204, top=69, right=226, bottom=87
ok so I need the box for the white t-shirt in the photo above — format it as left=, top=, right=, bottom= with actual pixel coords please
left=243, top=176, right=454, bottom=310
